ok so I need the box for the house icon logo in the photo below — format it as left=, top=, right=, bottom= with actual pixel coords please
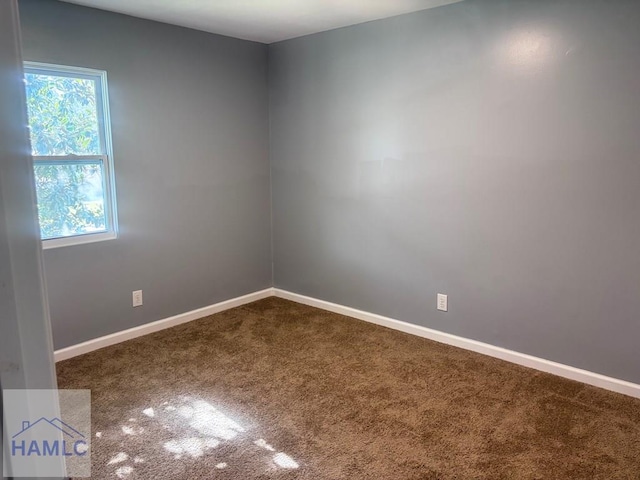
left=11, top=418, right=88, bottom=457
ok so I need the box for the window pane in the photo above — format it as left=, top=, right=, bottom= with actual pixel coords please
left=34, top=161, right=107, bottom=240
left=25, top=72, right=101, bottom=156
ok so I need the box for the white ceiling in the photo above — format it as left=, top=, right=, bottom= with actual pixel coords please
left=60, top=0, right=464, bottom=44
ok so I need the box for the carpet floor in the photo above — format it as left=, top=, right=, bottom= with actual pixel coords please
left=56, top=297, right=640, bottom=479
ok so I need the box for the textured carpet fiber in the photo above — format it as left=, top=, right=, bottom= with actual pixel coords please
left=56, top=297, right=640, bottom=479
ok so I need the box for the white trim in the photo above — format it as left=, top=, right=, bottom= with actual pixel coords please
left=42, top=230, right=116, bottom=250
left=23, top=61, right=108, bottom=78
left=53, top=286, right=640, bottom=399
left=273, top=289, right=640, bottom=399
left=54, top=288, right=274, bottom=362
left=24, top=61, right=119, bottom=249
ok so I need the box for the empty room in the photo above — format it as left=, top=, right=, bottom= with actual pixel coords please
left=1, top=0, right=640, bottom=478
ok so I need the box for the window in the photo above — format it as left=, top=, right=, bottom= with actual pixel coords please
left=24, top=62, right=117, bottom=248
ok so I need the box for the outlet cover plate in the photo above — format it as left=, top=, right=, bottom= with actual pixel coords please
left=437, top=293, right=448, bottom=312
left=132, top=290, right=143, bottom=307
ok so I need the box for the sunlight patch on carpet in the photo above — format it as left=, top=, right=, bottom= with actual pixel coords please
left=102, top=395, right=302, bottom=477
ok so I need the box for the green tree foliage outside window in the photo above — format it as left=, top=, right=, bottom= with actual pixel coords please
left=25, top=72, right=107, bottom=239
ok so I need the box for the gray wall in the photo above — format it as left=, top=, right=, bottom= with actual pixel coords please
left=19, top=0, right=272, bottom=349
left=269, top=0, right=640, bottom=383
left=1, top=0, right=57, bottom=391
left=1, top=3, right=60, bottom=475
left=16, top=0, right=640, bottom=384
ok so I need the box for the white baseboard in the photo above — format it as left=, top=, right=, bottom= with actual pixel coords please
left=273, top=289, right=640, bottom=399
left=54, top=288, right=274, bottom=362
left=54, top=286, right=640, bottom=399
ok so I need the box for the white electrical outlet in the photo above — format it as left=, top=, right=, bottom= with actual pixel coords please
left=437, top=293, right=448, bottom=312
left=132, top=290, right=143, bottom=307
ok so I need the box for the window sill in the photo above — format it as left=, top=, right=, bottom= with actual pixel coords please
left=42, top=231, right=117, bottom=250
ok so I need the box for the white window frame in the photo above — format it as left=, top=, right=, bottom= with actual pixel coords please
left=24, top=62, right=118, bottom=249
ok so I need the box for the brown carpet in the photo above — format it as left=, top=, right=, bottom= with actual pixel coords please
left=56, top=297, right=640, bottom=479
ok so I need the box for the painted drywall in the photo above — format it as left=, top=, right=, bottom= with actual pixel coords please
left=269, top=0, right=640, bottom=384
left=1, top=5, right=62, bottom=476
left=0, top=15, right=63, bottom=469
left=1, top=0, right=58, bottom=393
left=18, top=0, right=272, bottom=349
